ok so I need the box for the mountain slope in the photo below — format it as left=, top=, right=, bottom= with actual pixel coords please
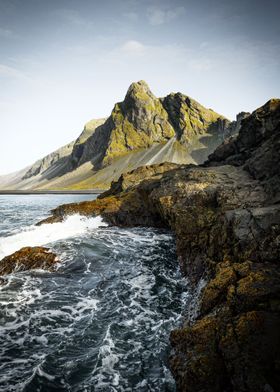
left=0, top=81, right=242, bottom=191
left=0, top=118, right=106, bottom=190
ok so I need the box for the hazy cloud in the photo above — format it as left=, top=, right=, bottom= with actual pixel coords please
left=99, top=39, right=190, bottom=72
left=121, top=40, right=146, bottom=55
left=0, top=64, right=27, bottom=80
left=101, top=39, right=189, bottom=62
left=147, top=5, right=185, bottom=25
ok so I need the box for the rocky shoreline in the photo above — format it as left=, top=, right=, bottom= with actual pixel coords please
left=1, top=99, right=279, bottom=391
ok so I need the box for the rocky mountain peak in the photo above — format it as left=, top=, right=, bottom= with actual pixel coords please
left=122, top=80, right=157, bottom=112
left=125, top=80, right=153, bottom=98
left=101, top=81, right=175, bottom=166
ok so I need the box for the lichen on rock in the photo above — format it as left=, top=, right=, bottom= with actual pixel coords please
left=0, top=246, right=58, bottom=276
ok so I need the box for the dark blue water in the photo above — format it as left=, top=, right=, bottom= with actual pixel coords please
left=0, top=195, right=187, bottom=391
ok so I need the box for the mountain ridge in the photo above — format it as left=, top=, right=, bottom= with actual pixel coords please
left=0, top=81, right=246, bottom=191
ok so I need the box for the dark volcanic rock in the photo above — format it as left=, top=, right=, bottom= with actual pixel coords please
left=223, top=111, right=250, bottom=139
left=170, top=259, right=280, bottom=392
left=38, top=98, right=280, bottom=391
left=100, top=162, right=179, bottom=198
left=161, top=92, right=230, bottom=142
left=0, top=247, right=58, bottom=276
left=207, top=99, right=280, bottom=202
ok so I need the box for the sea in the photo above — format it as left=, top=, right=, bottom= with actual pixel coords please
left=0, top=195, right=187, bottom=392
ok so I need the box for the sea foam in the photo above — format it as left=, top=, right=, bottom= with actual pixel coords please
left=0, top=214, right=107, bottom=259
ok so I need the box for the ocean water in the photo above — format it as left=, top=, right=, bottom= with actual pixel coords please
left=0, top=195, right=187, bottom=392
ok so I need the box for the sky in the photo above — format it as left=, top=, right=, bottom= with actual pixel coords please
left=0, top=0, right=279, bottom=175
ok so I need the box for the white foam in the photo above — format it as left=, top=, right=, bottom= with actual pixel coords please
left=0, top=214, right=107, bottom=259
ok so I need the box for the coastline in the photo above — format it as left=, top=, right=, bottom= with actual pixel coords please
left=0, top=190, right=101, bottom=195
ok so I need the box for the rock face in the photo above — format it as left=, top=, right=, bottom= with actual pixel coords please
left=207, top=98, right=280, bottom=203
left=223, top=111, right=250, bottom=139
left=22, top=141, right=75, bottom=180
left=162, top=92, right=229, bottom=147
left=74, top=81, right=175, bottom=169
left=0, top=81, right=235, bottom=191
left=0, top=247, right=58, bottom=276
left=39, top=98, right=280, bottom=391
left=68, top=118, right=107, bottom=170
left=100, top=162, right=178, bottom=198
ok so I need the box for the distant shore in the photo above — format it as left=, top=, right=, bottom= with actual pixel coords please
left=0, top=190, right=101, bottom=195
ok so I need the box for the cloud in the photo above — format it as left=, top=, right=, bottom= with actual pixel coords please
left=195, top=39, right=280, bottom=73
left=99, top=40, right=190, bottom=69
left=147, top=5, right=185, bottom=25
left=114, top=40, right=208, bottom=71
left=0, top=64, right=27, bottom=80
left=121, top=40, right=146, bottom=55
left=102, top=37, right=278, bottom=77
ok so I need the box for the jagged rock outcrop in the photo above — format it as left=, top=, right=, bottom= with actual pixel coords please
left=39, top=98, right=280, bottom=391
left=100, top=162, right=178, bottom=198
left=223, top=111, right=250, bottom=139
left=68, top=118, right=107, bottom=169
left=0, top=247, right=58, bottom=276
left=207, top=99, right=280, bottom=203
left=0, top=81, right=235, bottom=191
left=162, top=92, right=230, bottom=142
left=22, top=141, right=75, bottom=180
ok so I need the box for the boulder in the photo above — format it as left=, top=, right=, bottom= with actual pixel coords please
left=0, top=247, right=58, bottom=276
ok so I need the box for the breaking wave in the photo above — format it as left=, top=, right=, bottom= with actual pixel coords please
left=0, top=214, right=107, bottom=259
left=0, top=195, right=187, bottom=391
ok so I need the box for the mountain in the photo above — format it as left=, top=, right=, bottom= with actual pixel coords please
left=0, top=81, right=242, bottom=191
left=0, top=118, right=107, bottom=190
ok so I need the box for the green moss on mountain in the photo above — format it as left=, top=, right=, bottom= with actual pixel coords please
left=75, top=118, right=107, bottom=145
left=97, top=81, right=226, bottom=168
